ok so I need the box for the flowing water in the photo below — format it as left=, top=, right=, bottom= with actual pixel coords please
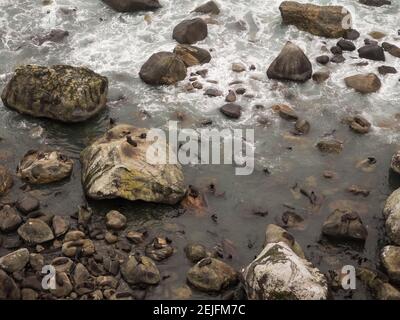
left=0, top=0, right=400, bottom=299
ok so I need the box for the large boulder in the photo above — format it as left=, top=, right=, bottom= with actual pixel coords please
left=279, top=1, right=351, bottom=38
left=17, top=218, right=55, bottom=245
left=17, top=150, right=73, bottom=184
left=383, top=188, right=400, bottom=245
left=187, top=258, right=238, bottom=292
left=344, top=73, right=381, bottom=94
left=242, top=242, right=328, bottom=300
left=1, top=65, right=108, bottom=123
left=139, top=52, right=187, bottom=85
left=267, top=41, right=312, bottom=82
left=80, top=124, right=187, bottom=205
left=172, top=18, right=208, bottom=45
left=102, top=0, right=161, bottom=12
left=173, top=45, right=211, bottom=67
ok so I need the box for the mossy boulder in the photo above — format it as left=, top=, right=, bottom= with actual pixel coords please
left=1, top=65, right=108, bottom=122
left=80, top=124, right=187, bottom=205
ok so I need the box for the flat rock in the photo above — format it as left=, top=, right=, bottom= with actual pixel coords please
left=16, top=194, right=40, bottom=214
left=102, top=0, right=161, bottom=12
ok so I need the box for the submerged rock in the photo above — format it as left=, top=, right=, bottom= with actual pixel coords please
left=17, top=150, right=73, bottom=184
left=139, top=52, right=187, bottom=85
left=358, top=45, right=385, bottom=61
left=312, top=71, right=330, bottom=83
left=383, top=188, right=400, bottom=245
left=317, top=139, right=343, bottom=154
left=267, top=41, right=312, bottom=82
left=0, top=205, right=22, bottom=232
left=121, top=255, right=160, bottom=285
left=33, top=29, right=69, bottom=46
left=173, top=44, right=211, bottom=67
left=322, top=210, right=368, bottom=242
left=193, top=1, right=220, bottom=15
left=172, top=18, right=208, bottom=45
left=187, top=258, right=238, bottom=292
left=80, top=124, right=186, bottom=205
left=381, top=246, right=400, bottom=283
left=279, top=1, right=351, bottom=38
left=18, top=218, right=54, bottom=244
left=242, top=242, right=328, bottom=300
left=344, top=73, right=381, bottom=94
left=1, top=65, right=108, bottom=122
left=102, top=0, right=161, bottom=12
left=0, top=165, right=13, bottom=195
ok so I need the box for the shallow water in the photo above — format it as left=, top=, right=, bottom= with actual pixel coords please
left=0, top=0, right=400, bottom=299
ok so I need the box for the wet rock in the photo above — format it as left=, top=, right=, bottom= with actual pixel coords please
left=29, top=253, right=44, bottom=271
left=0, top=165, right=13, bottom=195
left=378, top=66, right=397, bottom=75
left=369, top=31, right=386, bottom=40
left=235, top=88, right=246, bottom=95
left=391, top=151, right=400, bottom=174
left=121, top=255, right=161, bottom=285
left=18, top=218, right=54, bottom=244
left=105, top=210, right=127, bottom=230
left=33, top=29, right=69, bottom=46
left=0, top=269, right=20, bottom=299
left=21, top=288, right=38, bottom=300
left=357, top=267, right=400, bottom=300
left=294, top=119, right=310, bottom=135
left=105, top=231, right=118, bottom=244
left=64, top=230, right=85, bottom=242
left=348, top=185, right=370, bottom=197
left=62, top=238, right=95, bottom=257
left=0, top=248, right=29, bottom=273
left=192, top=81, right=203, bottom=89
left=173, top=44, right=211, bottom=67
left=344, top=29, right=360, bottom=40
left=382, top=42, right=400, bottom=58
left=204, top=88, right=222, bottom=97
left=381, top=246, right=400, bottom=283
left=330, top=46, right=342, bottom=55
left=52, top=257, right=73, bottom=273
left=330, top=55, right=345, bottom=64
left=337, top=39, right=356, bottom=51
left=312, top=71, right=330, bottom=84
left=279, top=1, right=351, bottom=38
left=16, top=194, right=40, bottom=214
left=50, top=272, right=73, bottom=298
left=193, top=1, right=220, bottom=15
left=0, top=205, right=22, bottom=232
left=52, top=216, right=69, bottom=238
left=219, top=103, right=242, bottom=119
left=185, top=243, right=207, bottom=263
left=1, top=65, right=108, bottom=122
left=232, top=63, right=246, bottom=73
left=316, top=55, right=329, bottom=65
left=267, top=41, right=312, bottom=82
left=264, top=224, right=305, bottom=258
left=17, top=150, right=73, bottom=184
left=272, top=104, right=298, bottom=121
left=78, top=205, right=92, bottom=226
left=358, top=45, right=385, bottom=61
left=187, top=258, right=238, bottom=292
left=81, top=124, right=187, bottom=205
left=145, top=237, right=174, bottom=261
left=322, top=210, right=368, bottom=242
left=383, top=188, right=400, bottom=245
left=139, top=52, right=187, bottom=85
left=242, top=242, right=328, bottom=300
left=126, top=230, right=146, bottom=244
left=316, top=139, right=343, bottom=154
left=344, top=73, right=381, bottom=94
left=225, top=90, right=236, bottom=102
left=348, top=115, right=371, bottom=134
left=359, top=0, right=391, bottom=6
left=172, top=18, right=208, bottom=45
left=102, top=0, right=161, bottom=12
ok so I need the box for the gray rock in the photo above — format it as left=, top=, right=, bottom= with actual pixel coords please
left=359, top=0, right=391, bottom=6
left=18, top=218, right=54, bottom=244
left=185, top=243, right=207, bottom=263
left=264, top=224, right=305, bottom=258
left=173, top=18, right=208, bottom=45
left=0, top=205, right=22, bottom=232
left=219, top=103, right=242, bottom=119
left=0, top=248, right=29, bottom=273
left=358, top=45, right=385, bottom=61
left=102, top=0, right=161, bottom=12
left=317, top=139, right=343, bottom=153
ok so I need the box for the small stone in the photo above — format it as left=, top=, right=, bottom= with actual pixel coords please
left=390, top=151, right=400, bottom=174
left=316, top=55, right=329, bottom=65
left=193, top=1, right=220, bottom=15
left=204, top=88, right=223, bottom=97
left=16, top=194, right=40, bottom=214
left=172, top=18, right=208, bottom=45
left=0, top=248, right=29, bottom=273
left=323, top=171, right=336, bottom=179
left=0, top=165, right=13, bottom=195
left=337, top=39, right=356, bottom=51
left=381, top=246, right=400, bottom=283
left=78, top=205, right=92, bottom=226
left=225, top=90, right=236, bottom=102
left=126, top=230, right=146, bottom=244
left=344, top=29, right=360, bottom=40
left=347, top=185, right=370, bottom=197
left=62, top=239, right=95, bottom=257
left=294, top=119, right=310, bottom=135
left=105, top=231, right=118, bottom=244
left=185, top=243, right=207, bottom=263
left=348, top=115, right=371, bottom=134
left=105, top=210, right=127, bottom=230
left=235, top=88, right=246, bottom=95
left=272, top=104, right=298, bottom=121
left=331, top=55, right=345, bottom=63
left=232, top=63, right=246, bottom=73
left=358, top=45, right=385, bottom=61
left=322, top=210, right=368, bottom=242
left=50, top=272, right=73, bottom=298
left=121, top=255, right=161, bottom=285
left=21, top=288, right=38, bottom=300
left=312, top=71, right=330, bottom=83
left=0, top=205, right=22, bottom=232
left=344, top=73, right=381, bottom=94
left=29, top=253, right=44, bottom=271
left=317, top=139, right=343, bottom=154
left=192, top=81, right=203, bottom=89
left=52, top=257, right=73, bottom=273
left=0, top=269, right=20, bottom=299
left=18, top=218, right=54, bottom=244
left=368, top=31, right=386, bottom=39
left=330, top=46, right=342, bottom=55
left=52, top=216, right=69, bottom=238
left=145, top=237, right=174, bottom=261
left=219, top=103, right=242, bottom=119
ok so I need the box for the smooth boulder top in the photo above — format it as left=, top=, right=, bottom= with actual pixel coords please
left=344, top=73, right=381, bottom=94
left=1, top=65, right=108, bottom=123
left=139, top=52, right=187, bottom=85
left=267, top=41, right=312, bottom=82
left=80, top=124, right=187, bottom=205
left=102, top=0, right=161, bottom=12
left=172, top=18, right=208, bottom=45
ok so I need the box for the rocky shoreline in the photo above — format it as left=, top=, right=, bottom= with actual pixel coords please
left=0, top=0, right=400, bottom=300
